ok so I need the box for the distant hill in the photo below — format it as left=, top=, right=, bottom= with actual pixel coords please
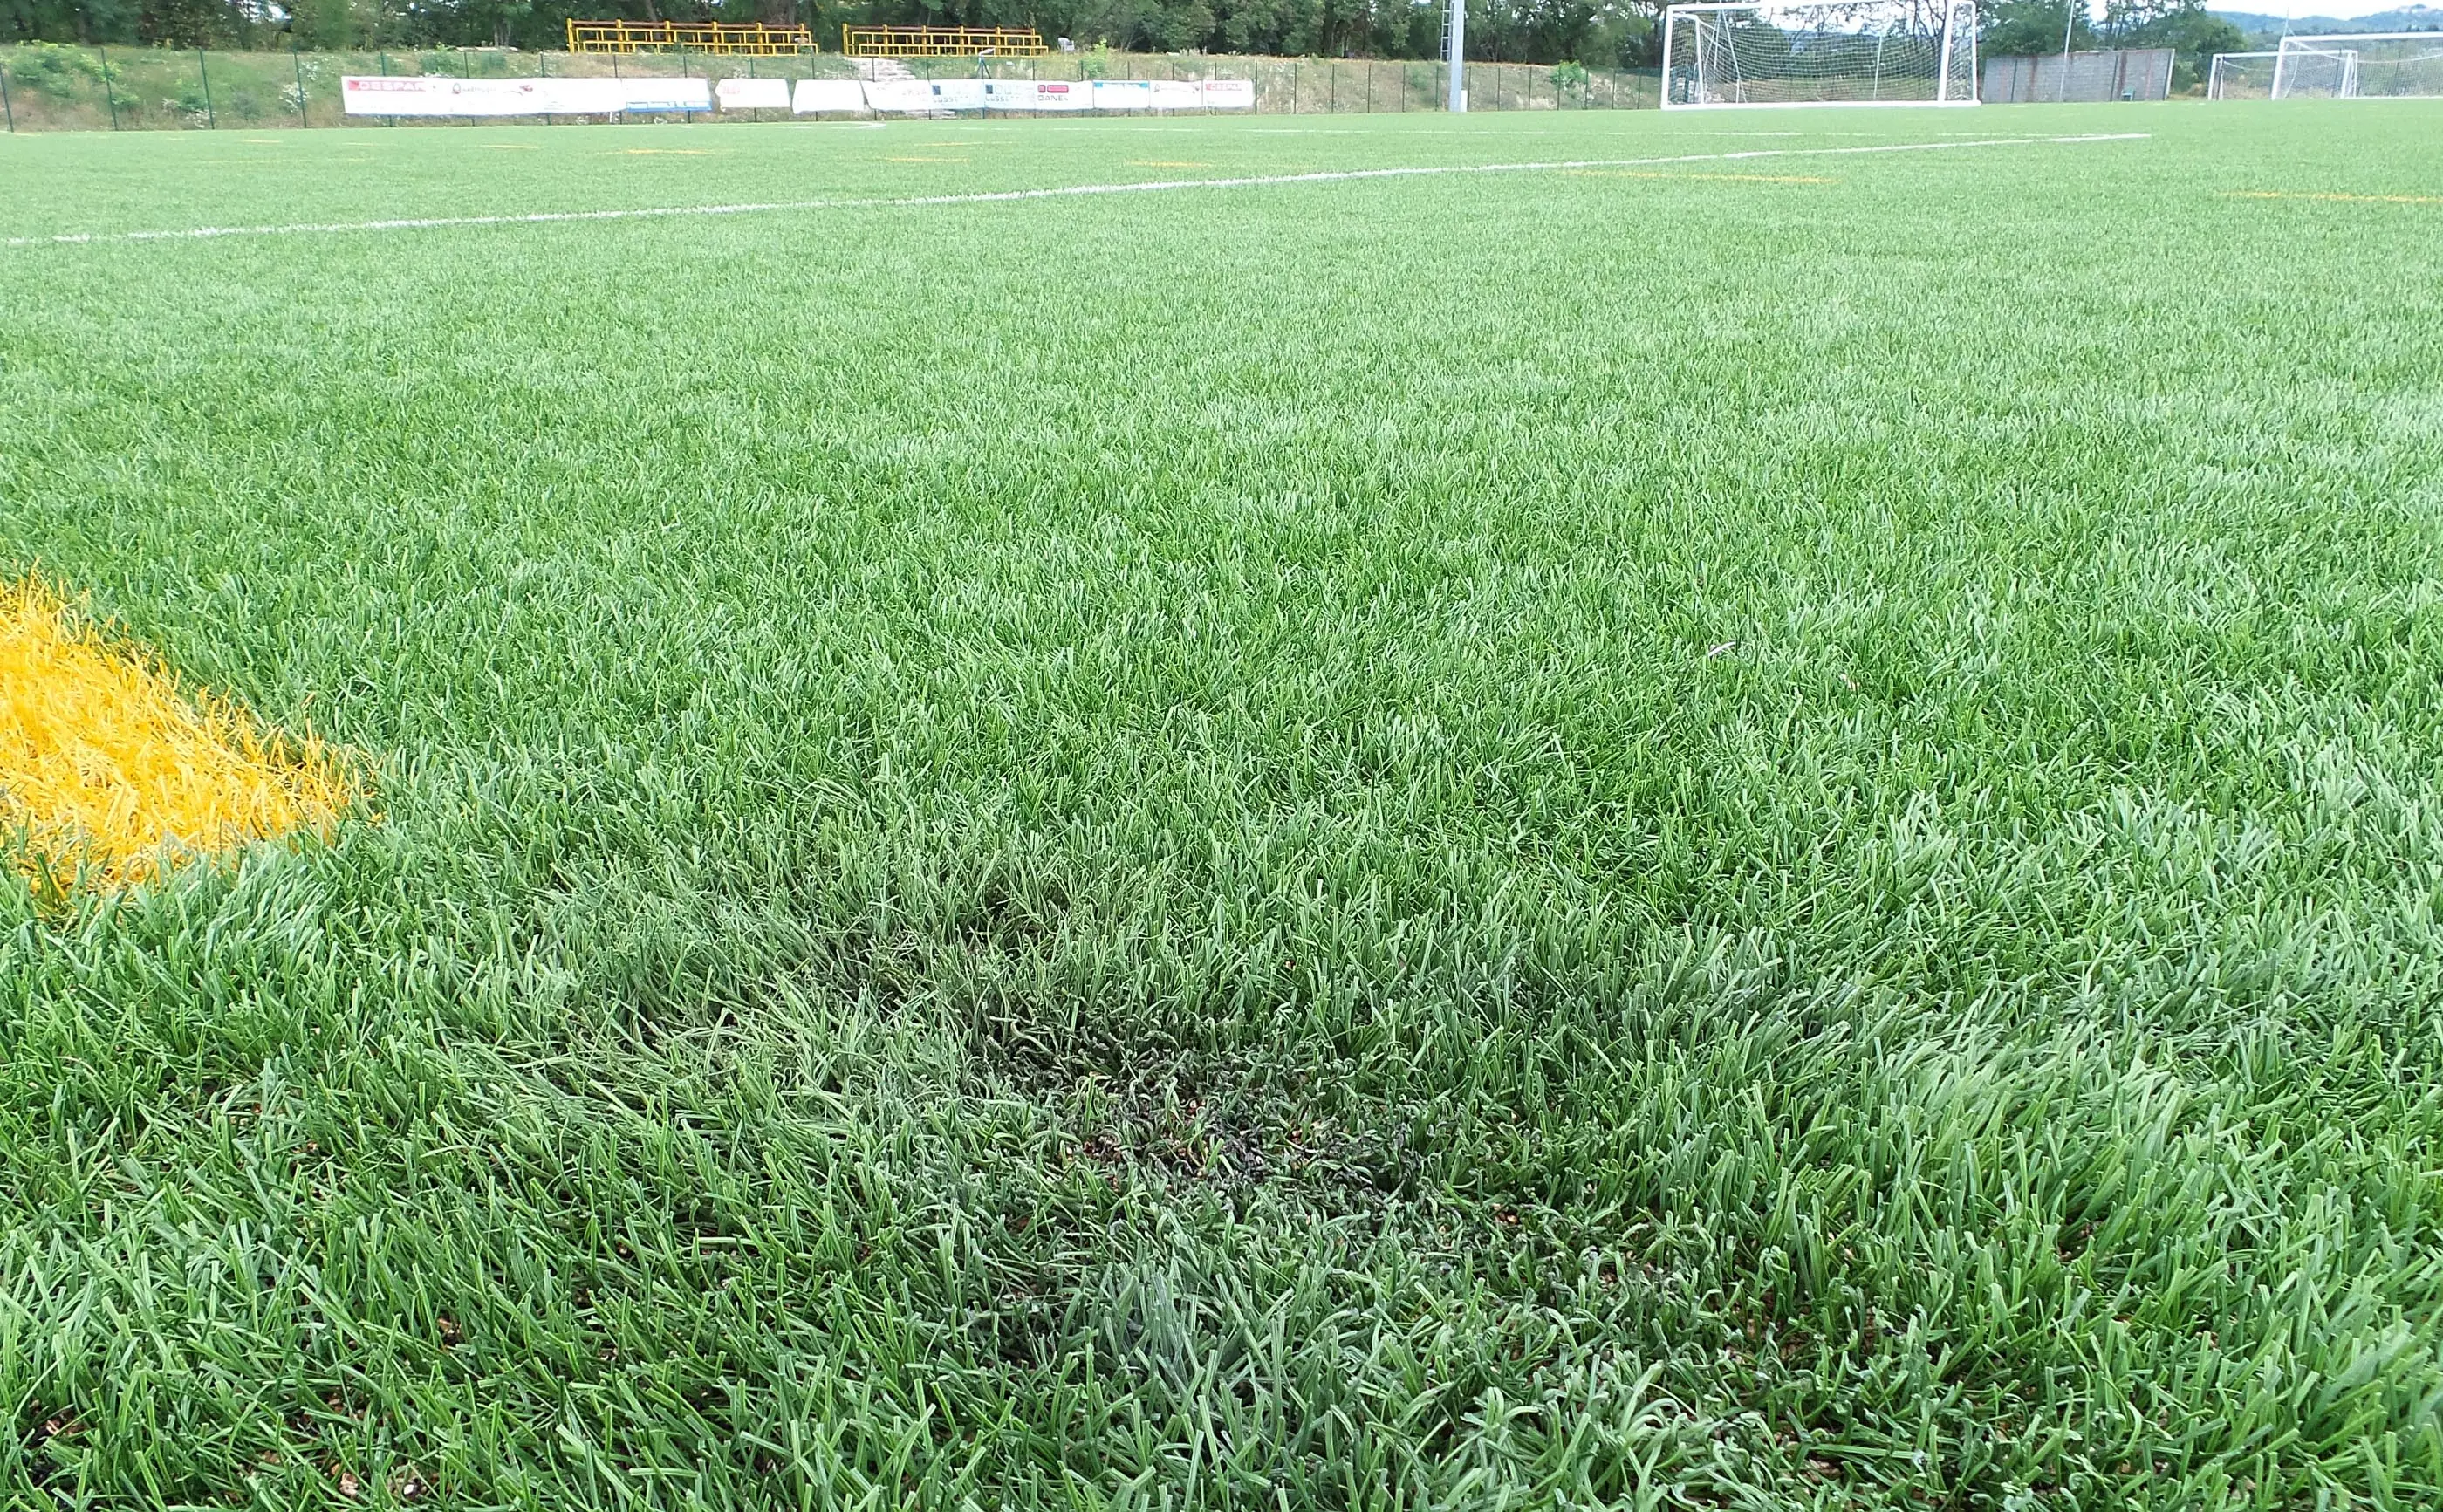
left=2210, top=5, right=2443, bottom=35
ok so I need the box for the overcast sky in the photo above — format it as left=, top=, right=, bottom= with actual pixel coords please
left=2209, top=0, right=2438, bottom=16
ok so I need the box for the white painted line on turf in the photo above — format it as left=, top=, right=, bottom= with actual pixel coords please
left=2, top=133, right=2146, bottom=250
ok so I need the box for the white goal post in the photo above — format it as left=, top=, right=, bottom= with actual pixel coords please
left=2207, top=51, right=2281, bottom=99
left=2270, top=32, right=2443, bottom=99
left=1662, top=0, right=1979, bottom=108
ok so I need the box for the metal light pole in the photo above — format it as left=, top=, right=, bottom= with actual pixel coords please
left=1447, top=0, right=1466, bottom=110
left=284, top=24, right=310, bottom=127
left=2059, top=0, right=2078, bottom=100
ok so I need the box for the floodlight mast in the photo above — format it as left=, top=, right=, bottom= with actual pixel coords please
left=2058, top=0, right=2077, bottom=101
left=1447, top=0, right=1467, bottom=110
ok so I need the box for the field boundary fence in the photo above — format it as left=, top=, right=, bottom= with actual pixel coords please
left=0, top=43, right=1658, bottom=132
left=1981, top=48, right=2175, bottom=103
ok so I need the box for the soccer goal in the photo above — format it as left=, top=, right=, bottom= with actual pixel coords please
left=2207, top=51, right=2281, bottom=99
left=2271, top=32, right=2443, bottom=99
left=1662, top=1, right=1979, bottom=108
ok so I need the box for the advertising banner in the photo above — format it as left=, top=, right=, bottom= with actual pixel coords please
left=345, top=72, right=1253, bottom=120
left=863, top=78, right=989, bottom=113
left=978, top=79, right=1088, bottom=111
left=791, top=79, right=869, bottom=113
left=341, top=76, right=709, bottom=117
left=1090, top=80, right=1156, bottom=110
left=620, top=79, right=713, bottom=113
left=715, top=77, right=791, bottom=112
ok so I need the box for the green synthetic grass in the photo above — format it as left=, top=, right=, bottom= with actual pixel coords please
left=3, top=103, right=2441, bottom=1509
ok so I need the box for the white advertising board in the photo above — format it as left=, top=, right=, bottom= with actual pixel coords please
left=791, top=79, right=868, bottom=113
left=978, top=79, right=1088, bottom=111
left=620, top=79, right=713, bottom=113
left=970, top=78, right=1254, bottom=113
left=863, top=78, right=989, bottom=113
left=715, top=77, right=790, bottom=112
left=1090, top=80, right=1156, bottom=110
left=345, top=72, right=1255, bottom=120
left=340, top=76, right=709, bottom=117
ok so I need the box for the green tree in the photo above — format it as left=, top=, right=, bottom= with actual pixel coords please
left=2109, top=0, right=2244, bottom=90
left=1981, top=0, right=2091, bottom=59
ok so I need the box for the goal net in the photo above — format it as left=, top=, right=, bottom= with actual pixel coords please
left=1663, top=1, right=1979, bottom=108
left=2271, top=32, right=2443, bottom=99
left=2207, top=51, right=2281, bottom=99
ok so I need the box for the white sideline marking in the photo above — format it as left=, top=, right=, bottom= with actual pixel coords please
left=3, top=133, right=2145, bottom=250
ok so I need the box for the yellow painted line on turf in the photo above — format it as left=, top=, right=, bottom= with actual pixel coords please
left=612, top=148, right=718, bottom=156
left=0, top=578, right=359, bottom=890
left=1131, top=160, right=1211, bottom=168
left=0, top=134, right=2149, bottom=250
left=885, top=155, right=967, bottom=162
left=2226, top=188, right=2443, bottom=205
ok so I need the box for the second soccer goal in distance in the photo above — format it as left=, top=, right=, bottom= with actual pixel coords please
left=1663, top=1, right=1981, bottom=108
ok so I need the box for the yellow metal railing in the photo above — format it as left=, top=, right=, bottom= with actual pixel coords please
left=839, top=25, right=1048, bottom=57
left=565, top=20, right=816, bottom=54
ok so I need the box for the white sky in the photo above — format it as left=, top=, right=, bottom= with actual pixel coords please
left=2214, top=0, right=2438, bottom=17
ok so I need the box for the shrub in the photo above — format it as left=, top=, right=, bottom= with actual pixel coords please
left=10, top=42, right=99, bottom=97
left=170, top=77, right=211, bottom=124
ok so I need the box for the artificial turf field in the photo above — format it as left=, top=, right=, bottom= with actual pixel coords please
left=3, top=99, right=2442, bottom=1508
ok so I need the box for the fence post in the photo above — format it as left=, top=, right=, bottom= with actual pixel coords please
left=99, top=44, right=120, bottom=129
left=291, top=36, right=310, bottom=126
left=197, top=47, right=215, bottom=127
left=1, top=57, right=13, bottom=132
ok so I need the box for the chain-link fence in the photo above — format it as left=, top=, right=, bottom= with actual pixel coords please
left=889, top=53, right=1660, bottom=115
left=0, top=43, right=1657, bottom=131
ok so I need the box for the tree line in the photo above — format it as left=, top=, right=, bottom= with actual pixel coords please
left=4, top=0, right=2239, bottom=80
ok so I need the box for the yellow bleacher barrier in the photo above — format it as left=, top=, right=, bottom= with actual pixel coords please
left=565, top=20, right=816, bottom=55
left=839, top=26, right=1049, bottom=58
